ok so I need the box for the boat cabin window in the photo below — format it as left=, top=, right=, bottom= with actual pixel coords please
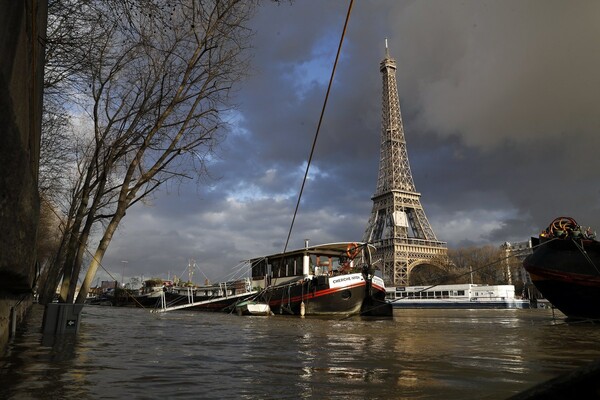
left=251, top=259, right=267, bottom=278
left=309, top=253, right=349, bottom=276
left=252, top=255, right=304, bottom=278
left=271, top=258, right=283, bottom=278
left=285, top=255, right=302, bottom=277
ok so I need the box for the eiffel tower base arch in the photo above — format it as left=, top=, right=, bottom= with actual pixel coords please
left=374, top=240, right=450, bottom=287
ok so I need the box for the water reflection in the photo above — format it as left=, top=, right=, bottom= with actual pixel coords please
left=1, top=305, right=600, bottom=399
left=0, top=305, right=91, bottom=400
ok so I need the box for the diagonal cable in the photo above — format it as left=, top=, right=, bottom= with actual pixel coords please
left=283, top=0, right=354, bottom=253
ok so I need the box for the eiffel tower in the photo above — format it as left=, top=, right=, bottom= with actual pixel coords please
left=363, top=41, right=448, bottom=287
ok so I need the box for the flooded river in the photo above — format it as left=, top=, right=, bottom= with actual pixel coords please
left=1, top=305, right=599, bottom=399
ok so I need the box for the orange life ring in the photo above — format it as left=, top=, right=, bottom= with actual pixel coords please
left=346, top=242, right=360, bottom=259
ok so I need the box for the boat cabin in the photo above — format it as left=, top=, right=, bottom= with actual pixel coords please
left=169, top=278, right=251, bottom=298
left=386, top=284, right=518, bottom=302
left=249, top=242, right=362, bottom=289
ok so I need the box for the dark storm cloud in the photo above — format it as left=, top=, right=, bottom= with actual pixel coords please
left=102, top=1, right=600, bottom=283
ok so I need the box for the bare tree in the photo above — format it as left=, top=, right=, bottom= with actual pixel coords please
left=37, top=0, right=104, bottom=303
left=448, top=245, right=505, bottom=285
left=37, top=0, right=259, bottom=304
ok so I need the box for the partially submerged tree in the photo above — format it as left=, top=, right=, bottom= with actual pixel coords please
left=38, top=0, right=259, bottom=304
left=37, top=10, right=81, bottom=302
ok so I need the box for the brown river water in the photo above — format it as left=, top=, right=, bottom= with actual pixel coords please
left=1, top=304, right=599, bottom=399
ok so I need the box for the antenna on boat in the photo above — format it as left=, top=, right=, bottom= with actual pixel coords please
left=304, top=239, right=309, bottom=249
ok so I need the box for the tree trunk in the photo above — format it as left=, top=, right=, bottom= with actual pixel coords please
left=37, top=230, right=69, bottom=304
left=65, top=231, right=89, bottom=303
left=75, top=211, right=125, bottom=304
left=65, top=165, right=113, bottom=302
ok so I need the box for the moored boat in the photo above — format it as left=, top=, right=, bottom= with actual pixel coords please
left=249, top=241, right=392, bottom=317
left=386, top=283, right=530, bottom=309
left=523, top=217, right=600, bottom=320
left=235, top=300, right=272, bottom=316
left=160, top=278, right=256, bottom=312
left=130, top=279, right=174, bottom=307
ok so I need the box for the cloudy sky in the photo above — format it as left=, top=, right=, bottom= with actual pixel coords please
left=96, top=0, right=600, bottom=285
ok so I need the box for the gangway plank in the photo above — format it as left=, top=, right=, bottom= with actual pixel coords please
left=150, top=290, right=258, bottom=313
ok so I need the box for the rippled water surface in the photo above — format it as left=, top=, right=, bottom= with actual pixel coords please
left=1, top=305, right=600, bottom=399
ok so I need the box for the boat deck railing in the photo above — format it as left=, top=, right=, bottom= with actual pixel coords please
left=150, top=290, right=258, bottom=313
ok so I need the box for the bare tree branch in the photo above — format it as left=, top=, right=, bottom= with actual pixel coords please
left=37, top=0, right=261, bottom=303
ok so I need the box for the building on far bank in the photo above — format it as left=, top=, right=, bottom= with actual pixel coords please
left=499, top=240, right=545, bottom=301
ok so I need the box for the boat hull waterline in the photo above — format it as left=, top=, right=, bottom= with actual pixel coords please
left=259, top=273, right=387, bottom=316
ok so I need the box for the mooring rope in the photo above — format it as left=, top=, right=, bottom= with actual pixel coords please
left=571, top=238, right=600, bottom=275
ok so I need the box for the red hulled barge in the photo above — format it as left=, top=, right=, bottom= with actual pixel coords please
left=250, top=242, right=392, bottom=317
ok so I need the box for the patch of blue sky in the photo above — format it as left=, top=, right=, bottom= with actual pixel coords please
left=222, top=109, right=250, bottom=137
left=222, top=158, right=333, bottom=203
left=226, top=167, right=299, bottom=203
left=227, top=183, right=291, bottom=203
left=281, top=31, right=344, bottom=101
left=298, top=161, right=331, bottom=181
left=190, top=148, right=218, bottom=166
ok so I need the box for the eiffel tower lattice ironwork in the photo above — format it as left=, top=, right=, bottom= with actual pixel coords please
left=363, top=41, right=448, bottom=287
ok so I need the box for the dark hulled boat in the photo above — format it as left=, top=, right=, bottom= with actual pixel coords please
left=523, top=217, right=600, bottom=320
left=250, top=242, right=392, bottom=317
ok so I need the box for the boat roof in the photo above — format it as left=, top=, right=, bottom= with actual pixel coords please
left=248, top=242, right=375, bottom=262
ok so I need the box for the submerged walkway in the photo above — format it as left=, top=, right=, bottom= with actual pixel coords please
left=150, top=290, right=258, bottom=313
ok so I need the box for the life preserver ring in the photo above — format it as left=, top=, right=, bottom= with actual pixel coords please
left=346, top=242, right=360, bottom=259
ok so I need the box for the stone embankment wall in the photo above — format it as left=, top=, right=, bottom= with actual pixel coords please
left=0, top=0, right=46, bottom=352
